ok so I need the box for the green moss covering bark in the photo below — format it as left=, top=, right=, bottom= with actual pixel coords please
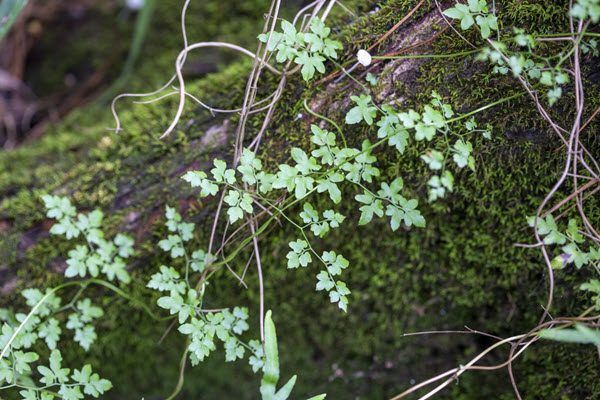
left=1, top=0, right=599, bottom=399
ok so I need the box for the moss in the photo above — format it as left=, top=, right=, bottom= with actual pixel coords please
left=1, top=0, right=599, bottom=399
left=24, top=0, right=280, bottom=96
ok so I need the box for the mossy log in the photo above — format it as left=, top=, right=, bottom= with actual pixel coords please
left=0, top=0, right=599, bottom=399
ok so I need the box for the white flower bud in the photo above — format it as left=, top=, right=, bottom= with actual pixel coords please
left=126, top=0, right=145, bottom=10
left=357, top=49, right=372, bottom=66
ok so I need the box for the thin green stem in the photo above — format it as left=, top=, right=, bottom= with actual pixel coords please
left=534, top=32, right=600, bottom=38
left=556, top=22, right=590, bottom=69
left=0, top=281, right=80, bottom=360
left=445, top=92, right=526, bottom=124
left=87, top=279, right=169, bottom=321
left=1, top=277, right=170, bottom=361
left=165, top=343, right=190, bottom=400
left=372, top=49, right=480, bottom=60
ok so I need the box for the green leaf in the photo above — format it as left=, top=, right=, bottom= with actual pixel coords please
left=157, top=292, right=196, bottom=324
left=72, top=364, right=113, bottom=397
left=224, top=190, right=253, bottom=223
left=281, top=20, right=298, bottom=41
left=191, top=250, right=210, bottom=272
left=249, top=339, right=265, bottom=373
left=315, top=271, right=334, bottom=291
left=316, top=172, right=343, bottom=204
left=76, top=299, right=103, bottom=323
left=385, top=198, right=425, bottom=231
left=310, top=125, right=336, bottom=147
left=400, top=198, right=426, bottom=228
left=420, top=150, right=444, bottom=170
left=444, top=3, right=475, bottom=29
left=377, top=177, right=404, bottom=202
left=19, top=390, right=38, bottom=400
left=329, top=281, right=351, bottom=312
left=211, top=160, right=236, bottom=184
left=581, top=279, right=600, bottom=310
left=38, top=349, right=70, bottom=385
left=256, top=171, right=276, bottom=194
left=295, top=50, right=326, bottom=81
left=468, top=0, right=486, bottom=13
left=398, top=109, right=421, bottom=128
left=570, top=0, right=600, bottom=23
left=566, top=219, right=585, bottom=243
left=460, top=12, right=475, bottom=30
left=74, top=325, right=97, bottom=351
left=38, top=318, right=61, bottom=350
left=223, top=190, right=239, bottom=207
left=388, top=130, right=409, bottom=153
left=422, top=105, right=445, bottom=128
left=561, top=243, right=589, bottom=269
left=273, top=161, right=314, bottom=199
left=539, top=324, right=600, bottom=346
left=258, top=30, right=283, bottom=51
left=22, top=288, right=61, bottom=317
left=376, top=108, right=400, bottom=138
left=178, top=222, right=194, bottom=242
left=65, top=246, right=89, bottom=278
left=442, top=6, right=466, bottom=20
left=547, top=86, right=562, bottom=106
left=273, top=164, right=299, bottom=193
left=366, top=72, right=377, bottom=86
left=224, top=337, right=245, bottom=362
left=292, top=148, right=320, bottom=175
left=260, top=310, right=281, bottom=399
left=322, top=251, right=349, bottom=276
left=528, top=215, right=567, bottom=245
left=286, top=240, right=311, bottom=268
left=102, top=257, right=131, bottom=283
left=42, top=195, right=76, bottom=220
left=427, top=171, right=454, bottom=202
left=581, top=279, right=600, bottom=294
left=414, top=123, right=436, bottom=141
left=304, top=32, right=324, bottom=53
left=0, top=0, right=27, bottom=39
left=345, top=95, right=377, bottom=125
left=355, top=192, right=384, bottom=225
left=323, top=209, right=345, bottom=228
left=308, top=17, right=329, bottom=37
left=13, top=351, right=39, bottom=373
left=158, top=235, right=185, bottom=258
left=274, top=375, right=297, bottom=400
left=0, top=358, right=14, bottom=384
left=476, top=14, right=498, bottom=39
left=322, top=38, right=342, bottom=59
left=66, top=314, right=84, bottom=331
left=441, top=171, right=454, bottom=190
left=182, top=171, right=219, bottom=197
left=342, top=140, right=379, bottom=183
left=50, top=218, right=80, bottom=239
left=76, top=209, right=103, bottom=232
left=113, top=233, right=134, bottom=258
left=299, top=203, right=319, bottom=224
left=238, top=149, right=263, bottom=185
left=58, top=385, right=84, bottom=400
left=148, top=265, right=185, bottom=294
left=452, top=139, right=474, bottom=169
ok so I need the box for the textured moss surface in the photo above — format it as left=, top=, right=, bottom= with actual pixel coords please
left=1, top=0, right=599, bottom=399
